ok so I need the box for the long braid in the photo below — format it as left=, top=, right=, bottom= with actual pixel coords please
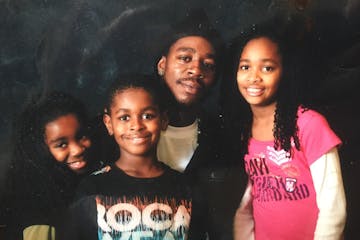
left=273, top=42, right=303, bottom=155
left=273, top=100, right=300, bottom=155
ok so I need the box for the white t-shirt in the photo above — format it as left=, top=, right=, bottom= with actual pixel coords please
left=157, top=119, right=198, bottom=172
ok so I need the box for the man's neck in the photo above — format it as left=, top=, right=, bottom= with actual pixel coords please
left=168, top=104, right=198, bottom=127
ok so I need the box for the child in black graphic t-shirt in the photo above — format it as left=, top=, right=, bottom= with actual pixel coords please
left=62, top=74, right=206, bottom=240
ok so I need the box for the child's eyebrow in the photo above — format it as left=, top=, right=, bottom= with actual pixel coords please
left=176, top=47, right=196, bottom=53
left=261, top=58, right=279, bottom=64
left=114, top=108, right=130, bottom=114
left=48, top=137, right=67, bottom=144
left=239, top=58, right=278, bottom=64
left=114, top=106, right=159, bottom=114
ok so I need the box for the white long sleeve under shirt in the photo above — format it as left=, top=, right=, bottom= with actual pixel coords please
left=311, top=147, right=346, bottom=240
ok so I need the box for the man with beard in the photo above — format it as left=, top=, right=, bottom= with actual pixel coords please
left=155, top=9, right=248, bottom=240
left=156, top=14, right=222, bottom=176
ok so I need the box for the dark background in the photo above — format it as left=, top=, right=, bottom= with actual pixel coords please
left=1, top=0, right=359, bottom=238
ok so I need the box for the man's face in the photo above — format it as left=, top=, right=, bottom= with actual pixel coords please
left=157, top=36, right=216, bottom=106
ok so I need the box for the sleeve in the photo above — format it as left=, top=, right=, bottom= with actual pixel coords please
left=23, top=225, right=55, bottom=240
left=60, top=196, right=98, bottom=240
left=233, top=182, right=254, bottom=240
left=310, top=147, right=346, bottom=240
left=299, top=110, right=341, bottom=165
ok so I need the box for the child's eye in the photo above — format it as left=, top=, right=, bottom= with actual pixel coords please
left=118, top=115, right=130, bottom=121
left=178, top=55, right=192, bottom=62
left=142, top=113, right=156, bottom=120
left=262, top=66, right=274, bottom=72
left=55, top=142, right=68, bottom=148
left=239, top=65, right=250, bottom=71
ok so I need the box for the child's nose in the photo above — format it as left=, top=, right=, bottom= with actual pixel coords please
left=70, top=141, right=85, bottom=156
left=130, top=118, right=144, bottom=131
left=249, top=70, right=261, bottom=83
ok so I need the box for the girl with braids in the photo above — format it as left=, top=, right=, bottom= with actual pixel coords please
left=224, top=22, right=346, bottom=240
left=4, top=91, right=102, bottom=240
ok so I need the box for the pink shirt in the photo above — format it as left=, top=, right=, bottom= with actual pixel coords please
left=244, top=108, right=341, bottom=240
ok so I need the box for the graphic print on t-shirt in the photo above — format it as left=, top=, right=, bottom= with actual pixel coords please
left=267, top=146, right=291, bottom=165
left=245, top=148, right=311, bottom=203
left=96, top=196, right=191, bottom=240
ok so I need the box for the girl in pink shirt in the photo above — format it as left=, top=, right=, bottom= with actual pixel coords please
left=225, top=21, right=346, bottom=240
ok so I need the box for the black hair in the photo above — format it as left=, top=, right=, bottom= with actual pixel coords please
left=221, top=18, right=305, bottom=157
left=158, top=8, right=225, bottom=78
left=105, top=73, right=167, bottom=114
left=14, top=91, right=89, bottom=171
left=5, top=91, right=92, bottom=229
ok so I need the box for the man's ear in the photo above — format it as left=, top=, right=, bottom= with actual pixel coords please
left=157, top=56, right=166, bottom=76
left=160, top=112, right=169, bottom=131
left=103, top=113, right=113, bottom=136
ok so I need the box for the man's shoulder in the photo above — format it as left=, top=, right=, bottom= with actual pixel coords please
left=198, top=111, right=222, bottom=142
left=198, top=110, right=221, bottom=127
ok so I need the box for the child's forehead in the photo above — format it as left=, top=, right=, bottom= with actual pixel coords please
left=110, top=85, right=164, bottom=112
left=46, top=113, right=80, bottom=125
left=115, top=87, right=151, bottom=97
left=112, top=88, right=156, bottom=104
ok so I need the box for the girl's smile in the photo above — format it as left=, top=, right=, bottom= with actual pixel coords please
left=44, top=113, right=91, bottom=174
left=245, top=86, right=265, bottom=97
left=67, top=160, right=87, bottom=171
left=237, top=37, right=282, bottom=108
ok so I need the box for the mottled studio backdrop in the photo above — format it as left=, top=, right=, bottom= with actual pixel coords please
left=1, top=0, right=360, bottom=237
